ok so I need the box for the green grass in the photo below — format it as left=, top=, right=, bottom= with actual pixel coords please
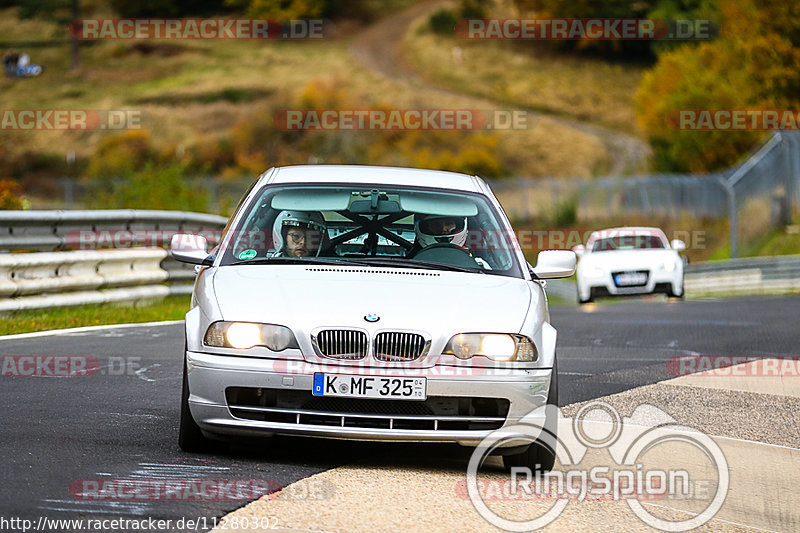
left=0, top=295, right=190, bottom=336
left=754, top=226, right=800, bottom=257
left=706, top=224, right=800, bottom=261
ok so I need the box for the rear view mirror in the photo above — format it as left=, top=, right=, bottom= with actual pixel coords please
left=532, top=250, right=576, bottom=279
left=572, top=244, right=586, bottom=257
left=671, top=239, right=686, bottom=252
left=170, top=234, right=213, bottom=265
left=348, top=199, right=401, bottom=214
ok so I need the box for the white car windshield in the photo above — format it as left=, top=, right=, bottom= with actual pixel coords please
left=591, top=235, right=666, bottom=252
left=219, top=183, right=524, bottom=277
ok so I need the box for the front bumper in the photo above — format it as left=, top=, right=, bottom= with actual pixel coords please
left=578, top=270, right=681, bottom=299
left=186, top=350, right=553, bottom=447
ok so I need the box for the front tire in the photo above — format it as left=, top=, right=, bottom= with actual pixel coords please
left=179, top=349, right=215, bottom=453
left=578, top=288, right=593, bottom=305
left=667, top=278, right=685, bottom=299
left=503, top=358, right=558, bottom=473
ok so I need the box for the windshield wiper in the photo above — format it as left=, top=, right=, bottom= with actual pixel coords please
left=230, top=257, right=365, bottom=267
left=343, top=257, right=486, bottom=273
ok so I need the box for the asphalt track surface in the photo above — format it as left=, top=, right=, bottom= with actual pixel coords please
left=1, top=295, right=798, bottom=531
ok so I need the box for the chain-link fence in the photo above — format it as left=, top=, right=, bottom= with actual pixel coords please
left=48, top=175, right=253, bottom=215
left=491, top=131, right=800, bottom=257
left=32, top=131, right=800, bottom=258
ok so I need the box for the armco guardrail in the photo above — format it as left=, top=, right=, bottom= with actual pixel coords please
left=546, top=255, right=800, bottom=303
left=0, top=248, right=193, bottom=312
left=0, top=210, right=228, bottom=312
left=0, top=209, right=227, bottom=251
left=685, top=255, right=800, bottom=295
left=0, top=249, right=167, bottom=297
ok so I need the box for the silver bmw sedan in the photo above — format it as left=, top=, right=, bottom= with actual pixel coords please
left=171, top=165, right=575, bottom=472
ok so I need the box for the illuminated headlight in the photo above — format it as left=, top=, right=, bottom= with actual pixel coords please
left=443, top=333, right=538, bottom=362
left=583, top=265, right=605, bottom=278
left=662, top=260, right=676, bottom=272
left=204, top=321, right=299, bottom=351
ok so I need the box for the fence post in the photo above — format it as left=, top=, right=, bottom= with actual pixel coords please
left=717, top=176, right=737, bottom=258
left=61, top=177, right=74, bottom=208
left=786, top=132, right=800, bottom=221
left=779, top=134, right=792, bottom=224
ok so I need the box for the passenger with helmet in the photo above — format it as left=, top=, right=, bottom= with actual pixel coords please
left=410, top=214, right=467, bottom=253
left=409, top=213, right=491, bottom=268
left=271, top=210, right=327, bottom=257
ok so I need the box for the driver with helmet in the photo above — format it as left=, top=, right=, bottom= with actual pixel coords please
left=409, top=214, right=490, bottom=268
left=271, top=210, right=327, bottom=257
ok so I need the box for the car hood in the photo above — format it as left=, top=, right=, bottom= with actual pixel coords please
left=579, top=249, right=677, bottom=270
left=211, top=265, right=533, bottom=337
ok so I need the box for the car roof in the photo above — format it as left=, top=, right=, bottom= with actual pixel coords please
left=261, top=165, right=483, bottom=193
left=589, top=226, right=666, bottom=234
left=587, top=226, right=668, bottom=242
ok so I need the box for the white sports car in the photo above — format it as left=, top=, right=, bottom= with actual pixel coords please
left=574, top=227, right=685, bottom=304
left=171, top=165, right=576, bottom=472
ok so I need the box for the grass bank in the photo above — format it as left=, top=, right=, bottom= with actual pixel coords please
left=0, top=295, right=190, bottom=335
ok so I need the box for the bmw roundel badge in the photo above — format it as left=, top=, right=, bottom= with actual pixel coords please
left=364, top=313, right=380, bottom=323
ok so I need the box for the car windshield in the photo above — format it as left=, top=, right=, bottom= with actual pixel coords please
left=591, top=234, right=666, bottom=252
left=218, top=183, right=523, bottom=277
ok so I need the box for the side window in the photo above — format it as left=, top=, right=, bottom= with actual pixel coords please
left=229, top=190, right=276, bottom=257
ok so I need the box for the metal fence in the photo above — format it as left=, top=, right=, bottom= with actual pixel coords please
left=18, top=131, right=800, bottom=260
left=0, top=210, right=228, bottom=311
left=49, top=176, right=252, bottom=214
left=491, top=131, right=800, bottom=258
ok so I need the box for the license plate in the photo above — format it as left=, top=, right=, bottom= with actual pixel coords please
left=312, top=373, right=427, bottom=400
left=614, top=272, right=647, bottom=286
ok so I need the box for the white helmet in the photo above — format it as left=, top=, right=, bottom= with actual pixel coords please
left=272, top=210, right=327, bottom=256
left=414, top=214, right=467, bottom=248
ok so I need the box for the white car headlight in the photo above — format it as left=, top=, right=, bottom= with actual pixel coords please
left=204, top=321, right=299, bottom=351
left=662, top=260, right=677, bottom=272
left=443, top=333, right=538, bottom=362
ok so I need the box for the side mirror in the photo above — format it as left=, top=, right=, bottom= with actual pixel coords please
left=532, top=250, right=576, bottom=279
left=170, top=233, right=213, bottom=266
left=671, top=239, right=686, bottom=252
left=572, top=244, right=586, bottom=257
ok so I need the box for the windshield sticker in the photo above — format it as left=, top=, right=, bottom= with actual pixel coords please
left=238, top=249, right=257, bottom=261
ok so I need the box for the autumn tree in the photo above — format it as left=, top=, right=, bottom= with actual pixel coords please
left=635, top=0, right=800, bottom=172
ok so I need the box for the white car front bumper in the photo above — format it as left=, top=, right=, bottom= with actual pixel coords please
left=578, top=268, right=682, bottom=300
left=185, top=350, right=553, bottom=447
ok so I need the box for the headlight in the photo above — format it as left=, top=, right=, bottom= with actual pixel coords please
left=443, top=333, right=538, bottom=362
left=226, top=323, right=261, bottom=349
left=204, top=321, right=299, bottom=351
left=662, top=260, right=676, bottom=272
